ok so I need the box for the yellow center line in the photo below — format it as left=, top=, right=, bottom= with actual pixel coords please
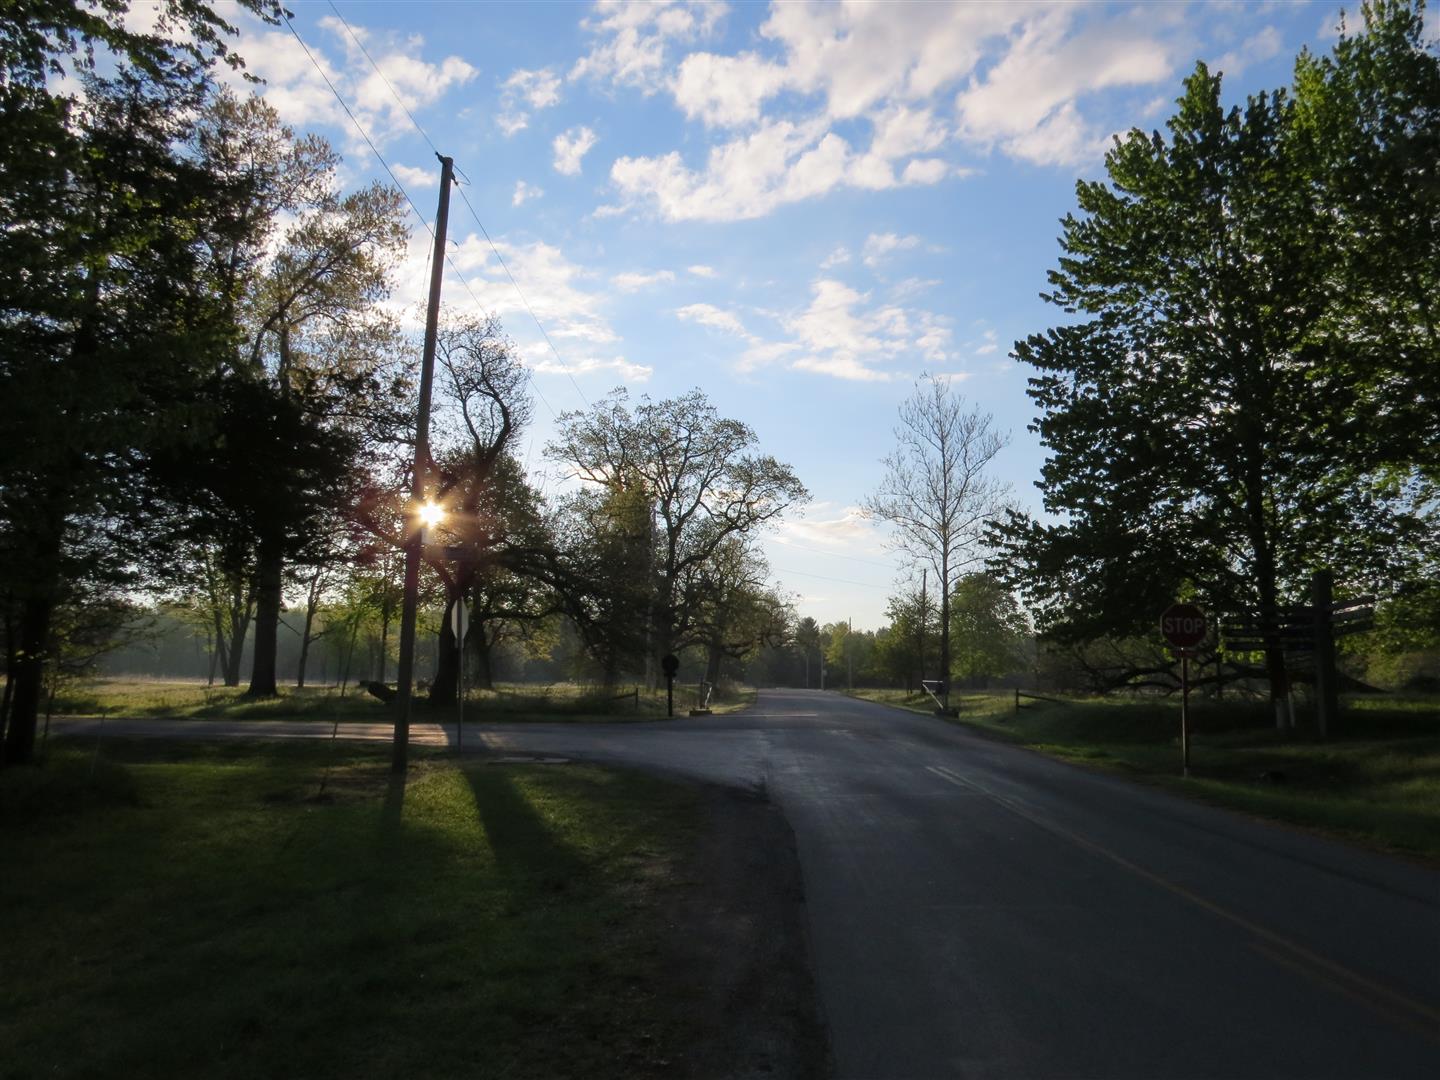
left=923, top=765, right=1440, bottom=1037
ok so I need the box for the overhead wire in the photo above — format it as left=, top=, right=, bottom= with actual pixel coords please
left=321, top=2, right=589, bottom=411
left=287, top=10, right=888, bottom=603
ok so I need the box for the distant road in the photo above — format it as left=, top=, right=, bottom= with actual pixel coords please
left=55, top=691, right=1440, bottom=1079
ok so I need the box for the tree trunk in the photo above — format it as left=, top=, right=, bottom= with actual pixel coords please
left=705, top=640, right=724, bottom=686
left=1, top=603, right=17, bottom=746
left=222, top=578, right=252, bottom=687
left=2, top=591, right=54, bottom=766
left=247, top=535, right=283, bottom=697
left=474, top=632, right=495, bottom=691
left=296, top=566, right=324, bottom=689
left=429, top=598, right=458, bottom=707
left=939, top=554, right=952, bottom=710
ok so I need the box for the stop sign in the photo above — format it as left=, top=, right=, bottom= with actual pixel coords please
left=1160, top=603, right=1207, bottom=648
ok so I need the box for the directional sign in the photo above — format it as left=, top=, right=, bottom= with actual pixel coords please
left=1160, top=603, right=1207, bottom=649
left=450, top=603, right=469, bottom=643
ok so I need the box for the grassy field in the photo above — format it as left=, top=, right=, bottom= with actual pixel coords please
left=846, top=687, right=1440, bottom=862
left=47, top=677, right=755, bottom=723
left=0, top=740, right=711, bottom=1080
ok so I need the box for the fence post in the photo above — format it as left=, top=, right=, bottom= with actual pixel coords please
left=1014, top=687, right=1020, bottom=716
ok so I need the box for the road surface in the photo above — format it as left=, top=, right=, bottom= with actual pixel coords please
left=56, top=689, right=1440, bottom=1079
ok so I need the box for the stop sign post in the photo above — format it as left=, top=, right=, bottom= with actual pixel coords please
left=1160, top=603, right=1207, bottom=778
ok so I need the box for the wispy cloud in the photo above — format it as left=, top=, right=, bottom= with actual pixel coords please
left=553, top=125, right=599, bottom=175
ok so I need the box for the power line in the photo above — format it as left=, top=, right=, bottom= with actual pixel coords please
left=772, top=566, right=893, bottom=591
left=454, top=183, right=590, bottom=410
left=768, top=536, right=900, bottom=571
left=325, top=0, right=439, bottom=157
left=282, top=10, right=563, bottom=423
left=281, top=13, right=431, bottom=231
left=321, top=2, right=589, bottom=411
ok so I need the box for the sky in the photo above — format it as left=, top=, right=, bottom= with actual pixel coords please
left=206, top=0, right=1398, bottom=631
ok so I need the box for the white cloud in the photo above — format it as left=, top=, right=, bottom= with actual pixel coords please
left=901, top=158, right=953, bottom=185
left=512, top=180, right=543, bottom=207
left=778, top=504, right=883, bottom=551
left=225, top=15, right=476, bottom=155
left=392, top=163, right=438, bottom=189
left=954, top=8, right=1173, bottom=166
left=498, top=66, right=563, bottom=135
left=820, top=246, right=851, bottom=269
left=687, top=264, right=717, bottom=278
left=677, top=302, right=749, bottom=336
left=553, top=125, right=599, bottom=175
left=528, top=353, right=653, bottom=382
left=862, top=232, right=921, bottom=268
left=792, top=354, right=894, bottom=382
left=1213, top=26, right=1283, bottom=76
left=609, top=115, right=954, bottom=222
left=671, top=50, right=790, bottom=126
left=571, top=0, right=728, bottom=92
left=611, top=269, right=676, bottom=291
left=386, top=232, right=620, bottom=351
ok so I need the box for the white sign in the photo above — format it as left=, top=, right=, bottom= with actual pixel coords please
left=450, top=603, right=469, bottom=642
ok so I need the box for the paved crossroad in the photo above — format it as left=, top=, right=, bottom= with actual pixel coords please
left=57, top=690, right=1440, bottom=1079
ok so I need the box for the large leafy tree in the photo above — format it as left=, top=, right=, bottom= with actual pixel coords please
left=171, top=93, right=407, bottom=698
left=996, top=9, right=1437, bottom=715
left=0, top=0, right=282, bottom=764
left=547, top=389, right=807, bottom=683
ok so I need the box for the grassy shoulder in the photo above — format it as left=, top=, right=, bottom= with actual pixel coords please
left=844, top=687, right=1440, bottom=862
left=48, top=678, right=755, bottom=724
left=1, top=741, right=713, bottom=1080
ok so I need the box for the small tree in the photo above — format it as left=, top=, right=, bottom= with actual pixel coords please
left=865, top=375, right=1008, bottom=710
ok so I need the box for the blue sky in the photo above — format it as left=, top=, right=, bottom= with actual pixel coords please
left=215, top=0, right=1392, bottom=630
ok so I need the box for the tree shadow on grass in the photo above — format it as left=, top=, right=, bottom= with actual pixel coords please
left=460, top=766, right=589, bottom=890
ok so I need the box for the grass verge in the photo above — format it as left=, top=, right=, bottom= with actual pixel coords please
left=845, top=687, right=1440, bottom=862
left=0, top=740, right=707, bottom=1080
left=49, top=678, right=756, bottom=725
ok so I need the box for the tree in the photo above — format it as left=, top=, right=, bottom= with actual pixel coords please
left=1291, top=0, right=1440, bottom=477
left=417, top=312, right=550, bottom=705
left=949, top=572, right=1030, bottom=684
left=865, top=375, right=1008, bottom=711
left=547, top=389, right=808, bottom=682
left=877, top=580, right=938, bottom=692
left=793, top=616, right=822, bottom=689
left=995, top=15, right=1437, bottom=723
left=686, top=538, right=791, bottom=686
left=0, top=0, right=282, bottom=763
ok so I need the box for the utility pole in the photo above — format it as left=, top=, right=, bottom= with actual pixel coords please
left=391, top=153, right=454, bottom=775
left=847, top=617, right=853, bottom=691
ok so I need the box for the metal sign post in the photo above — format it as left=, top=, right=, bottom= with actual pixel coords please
left=451, top=601, right=469, bottom=755
left=1180, top=649, right=1191, bottom=777
left=1160, top=603, right=1207, bottom=778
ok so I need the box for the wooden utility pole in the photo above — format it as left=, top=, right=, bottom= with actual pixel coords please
left=392, top=153, right=454, bottom=775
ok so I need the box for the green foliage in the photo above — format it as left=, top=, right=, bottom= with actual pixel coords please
left=949, top=572, right=1031, bottom=681
left=997, top=3, right=1439, bottom=669
left=547, top=390, right=808, bottom=681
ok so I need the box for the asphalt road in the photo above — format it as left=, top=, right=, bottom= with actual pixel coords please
left=56, top=690, right=1440, bottom=1079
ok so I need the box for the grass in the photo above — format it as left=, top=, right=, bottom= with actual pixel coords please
left=0, top=740, right=706, bottom=1080
left=845, top=687, right=1440, bottom=862
left=50, top=677, right=756, bottom=724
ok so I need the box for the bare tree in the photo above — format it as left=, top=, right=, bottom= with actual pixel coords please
left=865, top=375, right=1008, bottom=711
